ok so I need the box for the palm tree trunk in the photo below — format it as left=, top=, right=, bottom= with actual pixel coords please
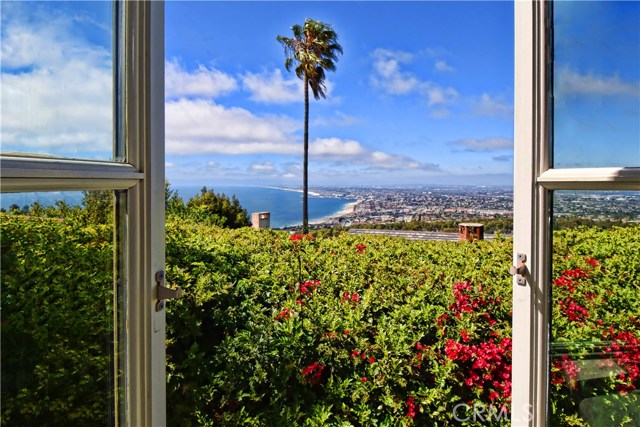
left=302, top=73, right=309, bottom=234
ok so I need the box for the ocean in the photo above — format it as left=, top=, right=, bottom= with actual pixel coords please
left=175, top=186, right=356, bottom=228
left=0, top=186, right=356, bottom=229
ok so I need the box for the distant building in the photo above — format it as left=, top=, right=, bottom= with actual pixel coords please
left=458, top=222, right=484, bottom=241
left=252, top=212, right=270, bottom=229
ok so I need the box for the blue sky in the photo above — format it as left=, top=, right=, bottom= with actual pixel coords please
left=552, top=1, right=640, bottom=168
left=164, top=1, right=515, bottom=186
left=2, top=1, right=638, bottom=187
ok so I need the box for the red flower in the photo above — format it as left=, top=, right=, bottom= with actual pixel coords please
left=556, top=356, right=581, bottom=388
left=355, top=243, right=366, bottom=254
left=585, top=257, right=599, bottom=267
left=361, top=377, right=367, bottom=382
left=289, top=233, right=313, bottom=242
left=301, top=361, right=325, bottom=384
left=275, top=308, right=294, bottom=320
left=343, top=329, right=350, bottom=335
left=406, top=396, right=416, bottom=419
left=436, top=314, right=448, bottom=325
left=342, top=291, right=360, bottom=304
left=559, top=298, right=589, bottom=322
left=300, top=279, right=320, bottom=295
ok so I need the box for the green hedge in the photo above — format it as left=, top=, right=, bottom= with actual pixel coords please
left=165, top=218, right=640, bottom=426
left=1, top=214, right=115, bottom=426
left=1, top=211, right=638, bottom=426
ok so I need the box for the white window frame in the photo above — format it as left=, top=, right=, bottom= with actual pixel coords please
left=0, top=1, right=166, bottom=425
left=512, top=1, right=640, bottom=426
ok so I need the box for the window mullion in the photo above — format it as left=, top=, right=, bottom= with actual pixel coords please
left=121, top=1, right=165, bottom=425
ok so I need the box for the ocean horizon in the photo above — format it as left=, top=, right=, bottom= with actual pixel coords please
left=0, top=186, right=356, bottom=229
left=174, top=185, right=356, bottom=228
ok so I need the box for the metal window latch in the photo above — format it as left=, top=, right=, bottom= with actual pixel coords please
left=510, top=253, right=528, bottom=286
left=155, top=270, right=184, bottom=312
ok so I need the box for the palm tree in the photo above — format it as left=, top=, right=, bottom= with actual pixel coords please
left=277, top=18, right=343, bottom=234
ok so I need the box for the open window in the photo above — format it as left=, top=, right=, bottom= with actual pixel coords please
left=512, top=1, right=639, bottom=425
left=1, top=1, right=166, bottom=424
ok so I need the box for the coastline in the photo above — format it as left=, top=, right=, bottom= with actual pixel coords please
left=309, top=200, right=359, bottom=225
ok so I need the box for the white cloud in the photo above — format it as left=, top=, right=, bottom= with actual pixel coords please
left=165, top=59, right=237, bottom=99
left=249, top=161, right=277, bottom=173
left=473, top=93, right=513, bottom=118
left=310, top=137, right=441, bottom=171
left=556, top=68, right=640, bottom=97
left=425, top=86, right=459, bottom=107
left=279, top=162, right=301, bottom=180
left=1, top=4, right=111, bottom=70
left=241, top=69, right=304, bottom=103
left=165, top=99, right=435, bottom=175
left=1, top=6, right=112, bottom=155
left=449, top=137, right=513, bottom=152
left=369, top=48, right=458, bottom=115
left=309, top=138, right=367, bottom=158
left=166, top=98, right=301, bottom=155
left=434, top=60, right=455, bottom=73
left=367, top=151, right=440, bottom=171
left=370, top=49, right=420, bottom=95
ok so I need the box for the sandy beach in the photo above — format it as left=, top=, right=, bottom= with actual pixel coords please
left=310, top=200, right=359, bottom=225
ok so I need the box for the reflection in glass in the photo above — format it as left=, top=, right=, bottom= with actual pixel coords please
left=1, top=191, right=118, bottom=426
left=0, top=2, right=113, bottom=160
left=549, top=191, right=640, bottom=426
left=552, top=1, right=640, bottom=168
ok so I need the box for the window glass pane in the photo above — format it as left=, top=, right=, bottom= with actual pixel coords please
left=552, top=1, right=640, bottom=168
left=549, top=190, right=640, bottom=425
left=0, top=1, right=114, bottom=161
left=1, top=191, right=119, bottom=426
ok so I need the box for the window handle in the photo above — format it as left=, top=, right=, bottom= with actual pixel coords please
left=155, top=270, right=183, bottom=312
left=510, top=253, right=528, bottom=286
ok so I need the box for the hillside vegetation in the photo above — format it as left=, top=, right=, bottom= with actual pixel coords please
left=1, top=209, right=638, bottom=426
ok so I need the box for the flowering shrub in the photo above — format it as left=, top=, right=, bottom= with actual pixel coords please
left=3, top=210, right=637, bottom=426
left=301, top=361, right=325, bottom=385
left=550, top=227, right=640, bottom=426
left=1, top=208, right=637, bottom=427
left=164, top=216, right=517, bottom=425
left=163, top=221, right=639, bottom=426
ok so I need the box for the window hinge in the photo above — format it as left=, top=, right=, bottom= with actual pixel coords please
left=510, top=253, right=528, bottom=286
left=155, top=270, right=184, bottom=312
